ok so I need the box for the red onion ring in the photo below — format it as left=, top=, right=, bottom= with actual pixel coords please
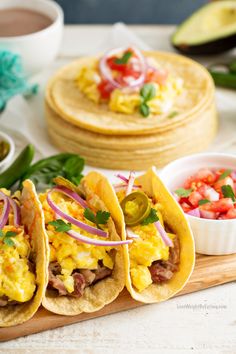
left=126, top=171, right=135, bottom=196
left=47, top=192, right=108, bottom=238
left=99, top=47, right=146, bottom=90
left=67, top=229, right=132, bottom=247
left=126, top=227, right=139, bottom=239
left=0, top=197, right=10, bottom=229
left=0, top=191, right=21, bottom=227
left=115, top=174, right=129, bottom=183
left=154, top=221, right=173, bottom=247
left=52, top=185, right=88, bottom=209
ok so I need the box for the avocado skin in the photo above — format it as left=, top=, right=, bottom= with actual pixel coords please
left=172, top=32, right=236, bottom=56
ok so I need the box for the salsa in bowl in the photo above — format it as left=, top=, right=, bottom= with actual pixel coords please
left=160, top=153, right=236, bottom=255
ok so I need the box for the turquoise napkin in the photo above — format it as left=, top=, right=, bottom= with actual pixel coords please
left=0, top=50, right=38, bottom=111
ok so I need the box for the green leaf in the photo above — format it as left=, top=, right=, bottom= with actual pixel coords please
left=4, top=238, right=14, bottom=246
left=71, top=175, right=83, bottom=186
left=175, top=188, right=193, bottom=198
left=20, top=153, right=85, bottom=192
left=96, top=210, right=110, bottom=225
left=141, top=208, right=159, bottom=225
left=198, top=199, right=210, bottom=206
left=167, top=111, right=178, bottom=119
left=140, top=83, right=156, bottom=102
left=84, top=208, right=110, bottom=228
left=219, top=169, right=232, bottom=181
left=0, top=229, right=4, bottom=238
left=84, top=208, right=96, bottom=224
left=48, top=219, right=72, bottom=232
left=115, top=51, right=132, bottom=65
left=221, top=185, right=236, bottom=201
left=140, top=103, right=150, bottom=117
left=5, top=231, right=17, bottom=238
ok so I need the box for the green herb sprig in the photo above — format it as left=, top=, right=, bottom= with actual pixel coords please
left=221, top=185, right=236, bottom=202
left=0, top=229, right=17, bottom=246
left=141, top=208, right=159, bottom=225
left=174, top=188, right=193, bottom=198
left=219, top=169, right=232, bottom=181
left=139, top=84, right=156, bottom=117
left=48, top=219, right=72, bottom=232
left=115, top=51, right=132, bottom=65
left=84, top=208, right=110, bottom=229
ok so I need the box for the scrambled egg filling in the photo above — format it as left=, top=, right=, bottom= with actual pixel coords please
left=40, top=192, right=114, bottom=294
left=117, top=190, right=174, bottom=292
left=0, top=225, right=36, bottom=303
left=75, top=58, right=183, bottom=115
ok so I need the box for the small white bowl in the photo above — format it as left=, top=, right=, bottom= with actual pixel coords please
left=160, top=153, right=236, bottom=255
left=0, top=0, right=64, bottom=74
left=0, top=131, right=15, bottom=172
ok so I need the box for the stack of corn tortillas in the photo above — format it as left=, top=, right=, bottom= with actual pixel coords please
left=45, top=51, right=217, bottom=170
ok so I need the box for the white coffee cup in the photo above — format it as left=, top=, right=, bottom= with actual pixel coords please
left=0, top=0, right=64, bottom=74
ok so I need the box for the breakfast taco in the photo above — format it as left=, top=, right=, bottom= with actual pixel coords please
left=112, top=167, right=195, bottom=303
left=40, top=174, right=127, bottom=315
left=0, top=180, right=47, bottom=327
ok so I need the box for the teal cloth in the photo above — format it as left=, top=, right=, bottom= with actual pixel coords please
left=0, top=50, right=38, bottom=111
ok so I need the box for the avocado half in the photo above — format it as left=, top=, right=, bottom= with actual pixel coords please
left=172, top=0, right=236, bottom=55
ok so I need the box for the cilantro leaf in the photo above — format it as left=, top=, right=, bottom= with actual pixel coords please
left=0, top=229, right=4, bottom=238
left=139, top=84, right=156, bottom=117
left=5, top=231, right=17, bottom=238
left=219, top=169, right=232, bottom=181
left=115, top=51, right=132, bottom=65
left=140, top=103, right=150, bottom=117
left=140, top=84, right=156, bottom=102
left=141, top=208, right=159, bottom=225
left=4, top=238, right=14, bottom=246
left=198, top=199, right=210, bottom=206
left=48, top=219, right=72, bottom=232
left=84, top=208, right=110, bottom=228
left=167, top=111, right=178, bottom=119
left=95, top=210, right=110, bottom=225
left=175, top=188, right=193, bottom=198
left=84, top=208, right=96, bottom=224
left=221, top=185, right=236, bottom=201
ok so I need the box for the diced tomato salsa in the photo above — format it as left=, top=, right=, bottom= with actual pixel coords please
left=175, top=168, right=236, bottom=220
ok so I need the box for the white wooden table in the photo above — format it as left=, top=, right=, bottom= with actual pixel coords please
left=1, top=25, right=236, bottom=354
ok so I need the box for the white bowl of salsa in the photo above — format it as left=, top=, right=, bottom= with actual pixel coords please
left=160, top=153, right=236, bottom=255
left=0, top=0, right=63, bottom=74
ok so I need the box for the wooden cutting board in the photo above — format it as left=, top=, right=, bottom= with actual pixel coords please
left=1, top=253, right=236, bottom=342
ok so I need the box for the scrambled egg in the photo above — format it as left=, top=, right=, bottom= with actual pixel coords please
left=75, top=57, right=183, bottom=115
left=40, top=192, right=114, bottom=294
left=0, top=225, right=36, bottom=303
left=117, top=190, right=173, bottom=292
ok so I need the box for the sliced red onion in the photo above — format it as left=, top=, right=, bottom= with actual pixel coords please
left=47, top=192, right=108, bottom=238
left=154, top=221, right=173, bottom=247
left=99, top=47, right=146, bottom=89
left=0, top=191, right=21, bottom=227
left=187, top=208, right=200, bottom=218
left=199, top=209, right=217, bottom=220
left=115, top=174, right=129, bottom=183
left=0, top=198, right=10, bottom=229
left=126, top=227, right=139, bottom=239
left=204, top=187, right=219, bottom=202
left=9, top=199, right=21, bottom=227
left=52, top=185, right=88, bottom=209
left=126, top=171, right=135, bottom=196
left=67, top=229, right=132, bottom=246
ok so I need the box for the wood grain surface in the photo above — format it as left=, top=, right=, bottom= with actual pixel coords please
left=1, top=253, right=236, bottom=342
